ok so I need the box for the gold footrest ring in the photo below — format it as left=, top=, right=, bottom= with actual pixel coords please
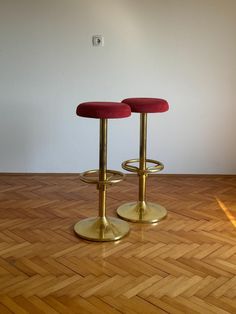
left=74, top=216, right=130, bottom=241
left=117, top=201, right=167, bottom=223
left=122, top=159, right=164, bottom=174
left=80, top=169, right=125, bottom=185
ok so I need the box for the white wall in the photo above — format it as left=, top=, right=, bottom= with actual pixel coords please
left=0, top=0, right=235, bottom=174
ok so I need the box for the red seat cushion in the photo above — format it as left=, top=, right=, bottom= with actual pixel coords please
left=122, top=98, right=169, bottom=113
left=77, top=102, right=131, bottom=119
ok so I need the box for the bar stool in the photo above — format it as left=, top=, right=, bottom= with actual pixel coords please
left=74, top=101, right=131, bottom=241
left=117, top=98, right=169, bottom=223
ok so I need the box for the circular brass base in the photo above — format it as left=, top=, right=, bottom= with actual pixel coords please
left=117, top=201, right=167, bottom=223
left=74, top=216, right=130, bottom=242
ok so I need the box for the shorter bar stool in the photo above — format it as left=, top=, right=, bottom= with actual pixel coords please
left=74, top=102, right=131, bottom=241
left=117, top=98, right=169, bottom=223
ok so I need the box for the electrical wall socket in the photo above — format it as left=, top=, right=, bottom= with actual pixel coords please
left=92, top=35, right=104, bottom=47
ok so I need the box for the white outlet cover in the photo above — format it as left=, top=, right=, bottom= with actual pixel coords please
left=92, top=35, right=104, bottom=47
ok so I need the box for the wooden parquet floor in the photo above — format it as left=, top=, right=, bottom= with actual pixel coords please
left=0, top=174, right=236, bottom=313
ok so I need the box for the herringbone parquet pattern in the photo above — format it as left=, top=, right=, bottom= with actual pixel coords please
left=0, top=174, right=236, bottom=313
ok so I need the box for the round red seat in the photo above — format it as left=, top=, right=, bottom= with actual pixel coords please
left=122, top=98, right=169, bottom=113
left=77, top=102, right=131, bottom=119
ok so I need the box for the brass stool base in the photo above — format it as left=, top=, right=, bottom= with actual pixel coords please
left=117, top=201, right=167, bottom=223
left=74, top=216, right=130, bottom=242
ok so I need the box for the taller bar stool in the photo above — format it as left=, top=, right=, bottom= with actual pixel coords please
left=74, top=102, right=131, bottom=241
left=117, top=98, right=169, bottom=223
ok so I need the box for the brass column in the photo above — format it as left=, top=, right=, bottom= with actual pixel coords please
left=74, top=119, right=130, bottom=241
left=99, top=119, right=107, bottom=219
left=139, top=113, right=147, bottom=209
left=117, top=113, right=167, bottom=223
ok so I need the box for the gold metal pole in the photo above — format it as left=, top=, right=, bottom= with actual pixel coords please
left=98, top=119, right=107, bottom=218
left=117, top=113, right=167, bottom=223
left=74, top=117, right=130, bottom=241
left=139, top=113, right=147, bottom=207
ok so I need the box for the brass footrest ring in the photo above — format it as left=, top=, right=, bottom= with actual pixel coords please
left=80, top=169, right=125, bottom=185
left=122, top=158, right=164, bottom=174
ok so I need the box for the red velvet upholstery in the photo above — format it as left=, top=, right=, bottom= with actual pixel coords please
left=122, top=98, right=169, bottom=113
left=77, top=102, right=131, bottom=119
